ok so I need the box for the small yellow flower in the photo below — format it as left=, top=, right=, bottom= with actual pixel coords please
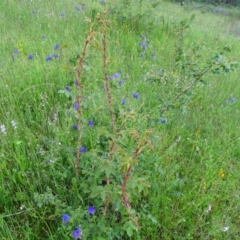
left=195, top=128, right=201, bottom=136
left=218, top=168, right=225, bottom=178
left=202, top=182, right=207, bottom=190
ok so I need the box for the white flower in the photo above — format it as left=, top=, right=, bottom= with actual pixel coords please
left=222, top=226, right=229, bottom=232
left=11, top=120, right=17, bottom=130
left=205, top=204, right=212, bottom=214
left=0, top=124, right=6, bottom=135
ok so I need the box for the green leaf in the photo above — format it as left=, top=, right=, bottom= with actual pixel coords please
left=126, top=226, right=133, bottom=237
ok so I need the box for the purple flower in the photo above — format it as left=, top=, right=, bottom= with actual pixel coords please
left=88, top=120, right=94, bottom=127
left=62, top=214, right=70, bottom=225
left=53, top=53, right=59, bottom=58
left=118, top=80, right=123, bottom=86
left=133, top=93, right=139, bottom=99
left=79, top=146, right=86, bottom=153
left=46, top=55, right=52, bottom=61
left=42, top=35, right=46, bottom=40
left=65, top=86, right=71, bottom=91
left=88, top=206, right=96, bottom=215
left=73, top=102, right=79, bottom=110
left=142, top=35, right=147, bottom=41
left=74, top=80, right=79, bottom=86
left=141, top=43, right=147, bottom=50
left=54, top=44, right=59, bottom=50
left=122, top=99, right=126, bottom=105
left=114, top=72, right=121, bottom=78
left=14, top=49, right=19, bottom=54
left=72, top=124, right=78, bottom=130
left=72, top=227, right=81, bottom=239
left=28, top=54, right=33, bottom=59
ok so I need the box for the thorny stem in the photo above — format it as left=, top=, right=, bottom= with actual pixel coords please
left=102, top=15, right=116, bottom=134
left=121, top=144, right=143, bottom=228
left=75, top=22, right=96, bottom=177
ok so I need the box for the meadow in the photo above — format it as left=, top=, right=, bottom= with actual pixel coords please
left=1, top=0, right=240, bottom=239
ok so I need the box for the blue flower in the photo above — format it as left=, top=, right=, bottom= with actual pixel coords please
left=122, top=99, right=126, bottom=105
left=114, top=72, right=121, bottom=78
left=133, top=93, right=139, bottom=99
left=160, top=119, right=167, bottom=124
left=72, top=124, right=78, bottom=130
left=141, top=35, right=147, bottom=41
left=88, top=206, right=96, bottom=215
left=28, top=54, right=33, bottom=59
left=42, top=35, right=46, bottom=40
left=118, top=80, right=123, bottom=86
left=65, top=86, right=71, bottom=91
left=46, top=55, right=52, bottom=61
left=54, top=44, right=59, bottom=50
left=53, top=53, right=59, bottom=58
left=231, top=97, right=236, bottom=102
left=14, top=49, right=19, bottom=54
left=88, top=120, right=94, bottom=127
left=72, top=227, right=81, bottom=239
left=62, top=214, right=70, bottom=225
left=141, top=43, right=147, bottom=50
left=79, top=147, right=86, bottom=153
left=73, top=102, right=79, bottom=110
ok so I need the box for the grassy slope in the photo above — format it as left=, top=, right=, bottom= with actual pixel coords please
left=1, top=0, right=240, bottom=239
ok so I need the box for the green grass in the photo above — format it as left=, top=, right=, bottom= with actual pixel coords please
left=1, top=0, right=240, bottom=239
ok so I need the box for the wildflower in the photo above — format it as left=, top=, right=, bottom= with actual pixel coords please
left=74, top=80, right=79, bottom=86
left=118, top=80, right=123, bottom=86
left=28, top=54, right=33, bottom=59
left=72, top=124, right=78, bottom=130
left=88, top=206, right=96, bottom=215
left=222, top=226, right=229, bottom=232
left=72, top=227, right=81, bottom=239
left=218, top=168, right=224, bottom=178
left=65, top=86, right=71, bottom=91
left=62, top=214, right=70, bottom=225
left=11, top=120, right=17, bottom=130
left=141, top=43, right=147, bottom=50
left=231, top=97, right=236, bottom=102
left=141, top=35, right=147, bottom=41
left=0, top=124, right=6, bottom=135
left=14, top=49, right=19, bottom=54
left=100, top=0, right=105, bottom=5
left=205, top=205, right=211, bottom=214
left=122, top=99, right=126, bottom=105
left=46, top=55, right=52, bottom=61
left=133, top=93, right=139, bottom=99
left=88, top=120, right=94, bottom=127
left=54, top=44, right=59, bottom=50
left=53, top=53, right=59, bottom=58
left=160, top=119, right=167, bottom=124
left=79, top=146, right=86, bottom=153
left=73, top=102, right=79, bottom=110
left=114, top=72, right=121, bottom=78
left=42, top=35, right=46, bottom=40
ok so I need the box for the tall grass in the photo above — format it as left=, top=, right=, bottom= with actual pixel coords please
left=1, top=0, right=240, bottom=239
